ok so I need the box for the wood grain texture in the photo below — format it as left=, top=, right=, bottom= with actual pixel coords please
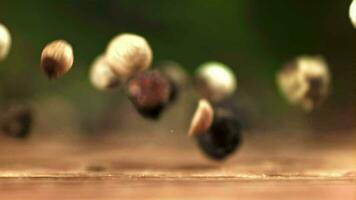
left=0, top=130, right=354, bottom=199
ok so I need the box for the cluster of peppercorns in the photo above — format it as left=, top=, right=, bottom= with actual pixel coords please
left=0, top=27, right=244, bottom=160
left=90, top=34, right=244, bottom=160
left=0, top=4, right=342, bottom=161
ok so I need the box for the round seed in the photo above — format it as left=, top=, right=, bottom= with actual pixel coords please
left=90, top=55, right=121, bottom=90
left=277, top=56, right=331, bottom=111
left=159, top=61, right=189, bottom=103
left=0, top=103, right=33, bottom=138
left=106, top=33, right=152, bottom=80
left=0, top=23, right=11, bottom=62
left=40, top=40, right=74, bottom=79
left=196, top=61, right=237, bottom=102
left=350, top=0, right=356, bottom=28
left=159, top=61, right=189, bottom=88
left=196, top=108, right=242, bottom=160
left=126, top=70, right=172, bottom=119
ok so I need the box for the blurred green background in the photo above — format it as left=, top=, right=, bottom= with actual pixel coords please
left=0, top=0, right=354, bottom=132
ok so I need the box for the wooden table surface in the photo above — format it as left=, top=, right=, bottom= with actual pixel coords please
left=0, top=130, right=354, bottom=199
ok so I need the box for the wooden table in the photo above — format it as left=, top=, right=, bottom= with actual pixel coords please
left=0, top=130, right=354, bottom=199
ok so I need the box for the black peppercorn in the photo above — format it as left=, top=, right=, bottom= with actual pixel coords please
left=0, top=103, right=33, bottom=138
left=196, top=108, right=242, bottom=160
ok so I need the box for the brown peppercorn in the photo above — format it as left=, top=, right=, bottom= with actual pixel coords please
left=126, top=70, right=172, bottom=119
left=40, top=40, right=74, bottom=79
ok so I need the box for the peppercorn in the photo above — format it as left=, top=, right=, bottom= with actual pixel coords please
left=350, top=0, right=356, bottom=28
left=126, top=70, right=173, bottom=119
left=0, top=103, right=33, bottom=138
left=106, top=33, right=152, bottom=81
left=188, top=99, right=214, bottom=137
left=195, top=61, right=237, bottom=102
left=277, top=56, right=331, bottom=111
left=0, top=23, right=11, bottom=62
left=40, top=40, right=74, bottom=79
left=90, top=55, right=122, bottom=90
left=195, top=107, right=242, bottom=160
left=159, top=61, right=189, bottom=103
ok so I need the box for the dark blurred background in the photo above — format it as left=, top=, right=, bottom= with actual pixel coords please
left=0, top=0, right=354, bottom=134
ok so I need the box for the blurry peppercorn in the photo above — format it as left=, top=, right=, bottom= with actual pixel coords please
left=195, top=62, right=237, bottom=102
left=89, top=54, right=122, bottom=90
left=40, top=40, right=74, bottom=79
left=0, top=23, right=11, bottom=62
left=277, top=56, right=331, bottom=111
left=350, top=0, right=356, bottom=28
left=188, top=99, right=214, bottom=137
left=196, top=108, right=242, bottom=160
left=0, top=103, right=33, bottom=138
left=159, top=61, right=189, bottom=103
left=126, top=70, right=173, bottom=119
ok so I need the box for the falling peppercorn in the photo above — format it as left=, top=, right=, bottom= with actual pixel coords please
left=277, top=56, right=331, bottom=111
left=90, top=55, right=122, bottom=90
left=195, top=62, right=237, bottom=102
left=126, top=70, right=173, bottom=119
left=106, top=33, right=152, bottom=81
left=159, top=61, right=189, bottom=103
left=0, top=23, right=11, bottom=62
left=196, top=108, right=242, bottom=160
left=40, top=40, right=74, bottom=79
left=0, top=103, right=33, bottom=138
